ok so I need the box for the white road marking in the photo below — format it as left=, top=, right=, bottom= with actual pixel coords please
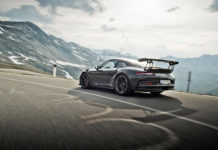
left=174, top=90, right=218, bottom=99
left=81, top=102, right=113, bottom=119
left=10, top=88, right=24, bottom=94
left=40, top=93, right=80, bottom=103
left=0, top=76, right=218, bottom=131
left=45, top=94, right=76, bottom=102
left=55, top=100, right=81, bottom=104
left=149, top=108, right=183, bottom=116
left=87, top=118, right=178, bottom=150
left=42, top=93, right=113, bottom=118
left=39, top=93, right=112, bottom=118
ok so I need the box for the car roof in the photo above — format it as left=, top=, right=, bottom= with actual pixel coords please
left=107, top=58, right=147, bottom=68
left=108, top=58, right=137, bottom=63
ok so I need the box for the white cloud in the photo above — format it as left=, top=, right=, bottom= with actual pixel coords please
left=0, top=0, right=38, bottom=12
left=1, top=0, right=218, bottom=58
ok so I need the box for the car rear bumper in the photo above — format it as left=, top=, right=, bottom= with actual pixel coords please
left=134, top=78, right=175, bottom=92
left=136, top=85, right=174, bottom=92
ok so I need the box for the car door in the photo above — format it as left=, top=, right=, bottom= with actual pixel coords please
left=87, top=68, right=101, bottom=86
left=95, top=60, right=117, bottom=87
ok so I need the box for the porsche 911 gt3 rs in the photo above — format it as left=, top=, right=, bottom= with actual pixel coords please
left=80, top=58, right=178, bottom=95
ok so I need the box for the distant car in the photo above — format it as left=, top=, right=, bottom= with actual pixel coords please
left=79, top=58, right=178, bottom=95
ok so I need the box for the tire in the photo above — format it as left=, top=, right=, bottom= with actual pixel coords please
left=80, top=73, right=90, bottom=89
left=114, top=74, right=131, bottom=96
left=150, top=91, right=163, bottom=95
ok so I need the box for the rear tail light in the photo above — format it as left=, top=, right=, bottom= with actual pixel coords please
left=136, top=72, right=154, bottom=76
left=145, top=82, right=152, bottom=85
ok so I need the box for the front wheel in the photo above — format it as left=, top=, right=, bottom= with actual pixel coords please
left=114, top=74, right=131, bottom=96
left=80, top=73, right=90, bottom=89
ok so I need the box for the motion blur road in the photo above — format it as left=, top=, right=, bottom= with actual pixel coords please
left=0, top=70, right=218, bottom=150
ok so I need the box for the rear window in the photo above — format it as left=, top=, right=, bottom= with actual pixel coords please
left=130, top=60, right=169, bottom=69
left=116, top=62, right=127, bottom=68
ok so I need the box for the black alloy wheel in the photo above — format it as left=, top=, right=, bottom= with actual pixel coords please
left=80, top=73, right=90, bottom=89
left=114, top=74, right=131, bottom=95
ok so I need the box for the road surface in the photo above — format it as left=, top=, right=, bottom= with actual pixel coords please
left=0, top=70, right=218, bottom=150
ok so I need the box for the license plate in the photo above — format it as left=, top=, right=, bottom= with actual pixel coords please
left=160, top=80, right=171, bottom=84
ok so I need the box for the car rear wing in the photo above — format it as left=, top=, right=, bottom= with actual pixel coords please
left=138, top=58, right=179, bottom=72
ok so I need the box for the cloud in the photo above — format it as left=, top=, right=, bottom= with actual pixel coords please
left=0, top=0, right=37, bottom=13
left=167, top=6, right=179, bottom=12
left=35, top=0, right=104, bottom=14
left=0, top=5, right=52, bottom=23
left=209, top=0, right=218, bottom=12
left=101, top=25, right=117, bottom=32
left=109, top=17, right=115, bottom=22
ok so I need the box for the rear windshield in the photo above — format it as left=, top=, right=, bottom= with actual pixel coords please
left=129, top=60, right=169, bottom=69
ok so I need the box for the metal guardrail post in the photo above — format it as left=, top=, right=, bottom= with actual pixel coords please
left=53, top=64, right=57, bottom=78
left=186, top=71, right=192, bottom=92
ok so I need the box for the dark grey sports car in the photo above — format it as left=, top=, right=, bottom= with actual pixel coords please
left=80, top=58, right=178, bottom=95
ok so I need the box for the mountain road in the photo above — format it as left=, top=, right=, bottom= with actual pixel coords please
left=0, top=70, right=218, bottom=150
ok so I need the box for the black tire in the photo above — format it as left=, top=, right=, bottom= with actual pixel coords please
left=114, top=74, right=131, bottom=96
left=80, top=73, right=90, bottom=89
left=150, top=91, right=163, bottom=95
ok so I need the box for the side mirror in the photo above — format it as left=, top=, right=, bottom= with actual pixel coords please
left=95, top=65, right=100, bottom=70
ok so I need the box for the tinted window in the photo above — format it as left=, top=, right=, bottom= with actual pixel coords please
left=101, top=60, right=117, bottom=69
left=116, top=61, right=127, bottom=68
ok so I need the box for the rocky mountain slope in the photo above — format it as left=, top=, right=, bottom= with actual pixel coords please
left=0, top=21, right=103, bottom=79
left=0, top=21, right=136, bottom=79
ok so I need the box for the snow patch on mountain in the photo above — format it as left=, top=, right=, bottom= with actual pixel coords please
left=74, top=53, right=87, bottom=61
left=27, top=26, right=37, bottom=34
left=0, top=24, right=14, bottom=28
left=8, top=35, right=20, bottom=42
left=8, top=56, right=24, bottom=65
left=72, top=50, right=79, bottom=54
left=0, top=26, right=5, bottom=32
left=17, top=52, right=36, bottom=61
left=7, top=51, right=12, bottom=54
left=49, top=60, right=56, bottom=64
left=37, top=51, right=42, bottom=54
left=82, top=53, right=88, bottom=56
left=56, top=60, right=86, bottom=68
left=63, top=70, right=74, bottom=79
left=54, top=40, right=61, bottom=45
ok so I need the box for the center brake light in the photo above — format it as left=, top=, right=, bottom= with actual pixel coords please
left=136, top=72, right=154, bottom=76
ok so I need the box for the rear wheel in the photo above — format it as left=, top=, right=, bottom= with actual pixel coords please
left=80, top=73, right=90, bottom=89
left=114, top=74, right=131, bottom=95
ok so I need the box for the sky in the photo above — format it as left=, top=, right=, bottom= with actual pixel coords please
left=0, top=0, right=218, bottom=58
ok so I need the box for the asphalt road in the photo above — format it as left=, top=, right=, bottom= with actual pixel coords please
left=0, top=70, right=218, bottom=150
